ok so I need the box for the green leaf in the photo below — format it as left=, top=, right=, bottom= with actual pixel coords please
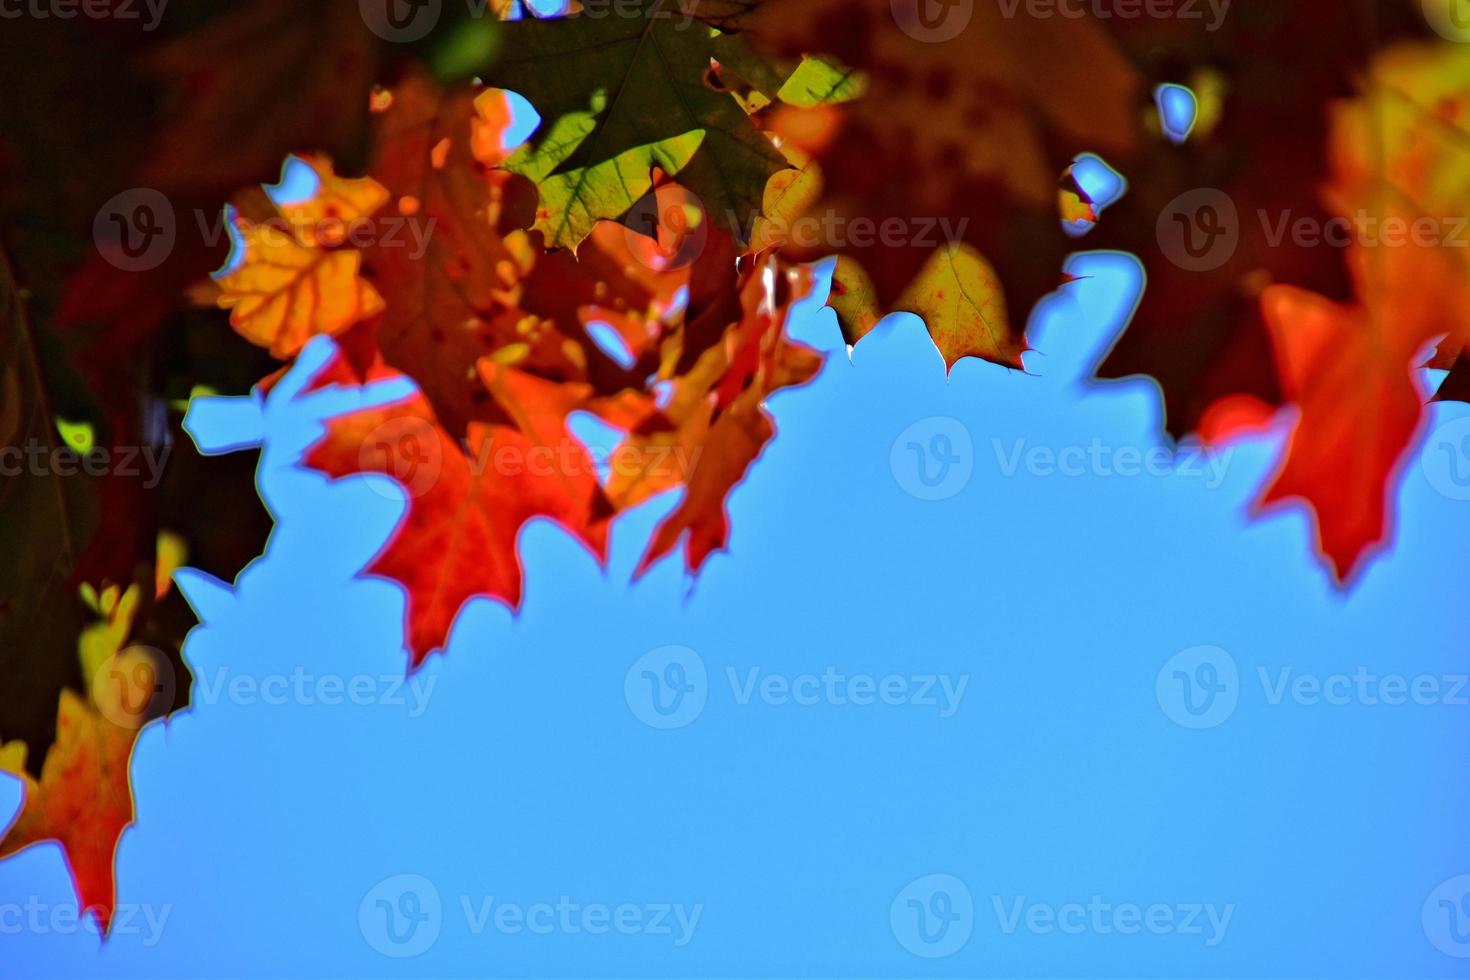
left=505, top=113, right=705, bottom=249
left=483, top=1, right=789, bottom=249
left=775, top=57, right=866, bottom=108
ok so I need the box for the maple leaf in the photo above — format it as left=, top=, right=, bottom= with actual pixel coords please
left=481, top=0, right=791, bottom=249
left=344, top=70, right=707, bottom=435
left=614, top=247, right=824, bottom=574
left=358, top=71, right=558, bottom=435
left=306, top=363, right=609, bottom=665
left=684, top=0, right=1141, bottom=369
left=215, top=158, right=388, bottom=359
left=0, top=583, right=168, bottom=933
left=1085, top=2, right=1436, bottom=435
left=1254, top=39, right=1470, bottom=580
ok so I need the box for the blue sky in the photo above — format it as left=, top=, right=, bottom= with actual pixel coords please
left=2, top=241, right=1469, bottom=976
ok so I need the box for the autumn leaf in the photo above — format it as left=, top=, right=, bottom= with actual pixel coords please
left=215, top=159, right=388, bottom=359
left=358, top=72, right=556, bottom=435
left=0, top=583, right=169, bottom=932
left=1255, top=39, right=1470, bottom=580
left=1086, top=3, right=1436, bottom=436
left=306, top=375, right=609, bottom=665
left=1258, top=286, right=1426, bottom=580
left=688, top=0, right=1140, bottom=369
left=618, top=248, right=823, bottom=574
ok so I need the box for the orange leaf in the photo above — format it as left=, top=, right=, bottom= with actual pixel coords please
left=215, top=159, right=388, bottom=358
left=307, top=369, right=609, bottom=665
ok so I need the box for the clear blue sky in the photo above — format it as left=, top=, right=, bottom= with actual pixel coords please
left=3, top=239, right=1469, bottom=976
